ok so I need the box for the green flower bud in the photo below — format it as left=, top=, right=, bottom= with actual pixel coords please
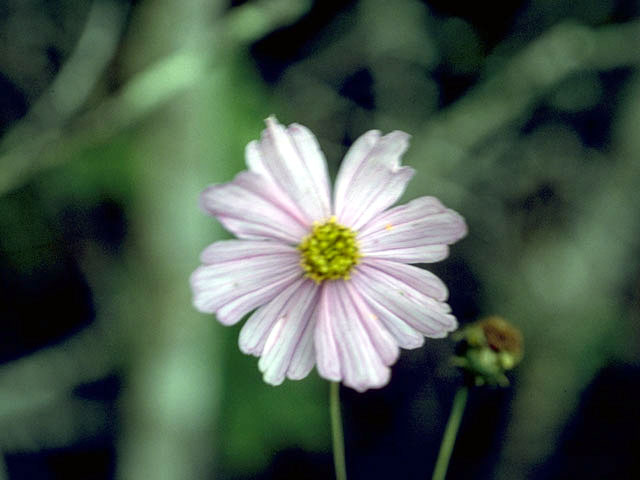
left=453, top=316, right=523, bottom=387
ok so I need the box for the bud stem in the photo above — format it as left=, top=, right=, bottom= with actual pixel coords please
left=330, top=381, right=347, bottom=480
left=432, top=385, right=469, bottom=480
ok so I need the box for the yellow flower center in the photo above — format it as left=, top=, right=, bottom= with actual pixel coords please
left=298, top=216, right=360, bottom=283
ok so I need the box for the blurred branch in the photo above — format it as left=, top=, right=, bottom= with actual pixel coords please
left=412, top=20, right=640, bottom=170
left=0, top=0, right=128, bottom=192
left=0, top=323, right=116, bottom=420
left=0, top=0, right=312, bottom=197
left=224, top=0, right=312, bottom=44
left=2, top=10, right=635, bottom=199
left=0, top=322, right=118, bottom=453
left=0, top=395, right=110, bottom=453
left=2, top=17, right=635, bottom=198
left=1, top=0, right=128, bottom=149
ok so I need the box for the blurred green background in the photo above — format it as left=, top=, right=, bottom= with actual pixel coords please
left=1, top=0, right=639, bottom=478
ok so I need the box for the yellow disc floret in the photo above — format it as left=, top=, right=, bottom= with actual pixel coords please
left=298, top=216, right=360, bottom=283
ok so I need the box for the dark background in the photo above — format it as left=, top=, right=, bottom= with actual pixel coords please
left=0, top=0, right=639, bottom=478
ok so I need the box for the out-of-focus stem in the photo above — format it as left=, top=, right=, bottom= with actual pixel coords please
left=330, top=381, right=347, bottom=480
left=432, top=386, right=469, bottom=480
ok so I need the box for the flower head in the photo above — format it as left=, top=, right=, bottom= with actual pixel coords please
left=191, top=116, right=467, bottom=392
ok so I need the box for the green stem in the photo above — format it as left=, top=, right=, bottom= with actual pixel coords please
left=329, top=381, right=347, bottom=480
left=432, top=385, right=469, bottom=480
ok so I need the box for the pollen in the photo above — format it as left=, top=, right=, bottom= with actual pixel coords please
left=298, top=216, right=360, bottom=283
left=385, top=223, right=394, bottom=231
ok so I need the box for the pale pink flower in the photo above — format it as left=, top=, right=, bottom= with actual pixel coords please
left=191, top=116, right=467, bottom=392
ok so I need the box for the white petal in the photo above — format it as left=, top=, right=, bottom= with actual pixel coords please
left=358, top=196, right=467, bottom=263
left=246, top=117, right=331, bottom=223
left=200, top=239, right=298, bottom=264
left=345, top=282, right=399, bottom=366
left=358, top=296, right=425, bottom=349
left=314, top=281, right=397, bottom=392
left=314, top=284, right=342, bottom=382
left=333, top=130, right=380, bottom=212
left=334, top=130, right=414, bottom=230
left=286, top=317, right=316, bottom=380
left=190, top=241, right=302, bottom=325
left=350, top=263, right=458, bottom=339
left=360, top=257, right=449, bottom=301
left=288, top=123, right=332, bottom=212
left=200, top=171, right=308, bottom=243
left=239, top=278, right=305, bottom=356
left=360, top=245, right=451, bottom=263
left=257, top=280, right=320, bottom=385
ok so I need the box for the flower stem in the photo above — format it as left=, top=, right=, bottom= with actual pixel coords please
left=432, top=385, right=469, bottom=480
left=330, top=381, right=347, bottom=480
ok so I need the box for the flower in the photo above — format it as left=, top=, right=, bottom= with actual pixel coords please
left=191, top=116, right=467, bottom=392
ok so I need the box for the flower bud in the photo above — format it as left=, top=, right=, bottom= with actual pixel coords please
left=453, top=316, right=523, bottom=386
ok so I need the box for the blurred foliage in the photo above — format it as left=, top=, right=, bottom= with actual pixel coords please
left=0, top=0, right=639, bottom=479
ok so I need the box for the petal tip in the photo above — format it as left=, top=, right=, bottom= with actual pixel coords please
left=262, top=372, right=285, bottom=387
left=384, top=130, right=411, bottom=152
left=198, top=184, right=218, bottom=214
left=346, top=367, right=391, bottom=393
left=458, top=216, right=469, bottom=240
left=446, top=209, right=469, bottom=242
left=317, top=362, right=341, bottom=383
left=215, top=310, right=241, bottom=326
left=389, top=130, right=412, bottom=141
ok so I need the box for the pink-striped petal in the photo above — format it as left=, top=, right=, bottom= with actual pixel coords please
left=362, top=244, right=452, bottom=264
left=358, top=196, right=467, bottom=263
left=200, top=171, right=309, bottom=243
left=286, top=313, right=316, bottom=380
left=314, top=281, right=399, bottom=392
left=333, top=130, right=414, bottom=231
left=360, top=257, right=449, bottom=301
left=359, top=299, right=425, bottom=349
left=190, top=241, right=302, bottom=325
left=350, top=262, right=457, bottom=339
left=199, top=239, right=298, bottom=264
left=239, top=279, right=304, bottom=357
left=246, top=117, right=331, bottom=223
left=257, top=280, right=320, bottom=385
left=314, top=286, right=341, bottom=382
left=333, top=130, right=380, bottom=211
left=238, top=277, right=317, bottom=358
